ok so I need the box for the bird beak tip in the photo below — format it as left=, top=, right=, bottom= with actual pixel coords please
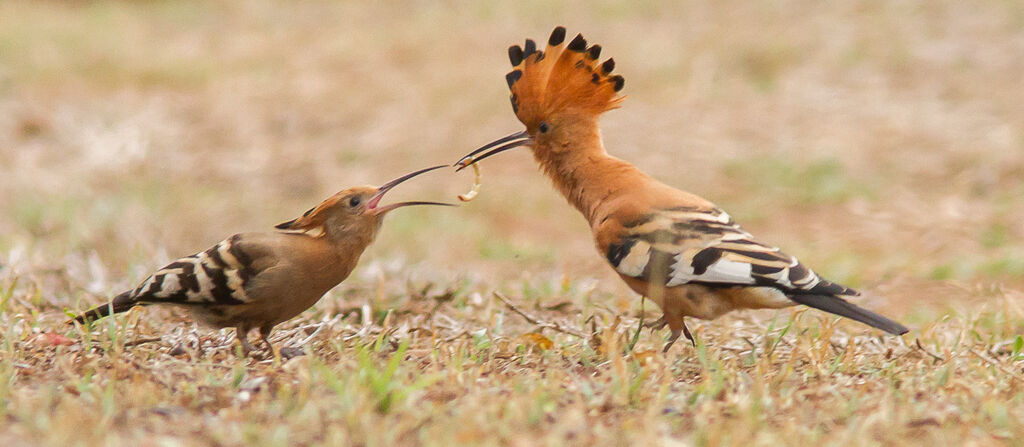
left=456, top=129, right=532, bottom=167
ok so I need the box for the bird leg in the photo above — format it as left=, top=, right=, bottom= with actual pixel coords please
left=662, top=310, right=685, bottom=353
left=256, top=325, right=306, bottom=360
left=657, top=303, right=698, bottom=352
left=259, top=326, right=281, bottom=363
left=657, top=298, right=699, bottom=352
left=236, top=327, right=258, bottom=356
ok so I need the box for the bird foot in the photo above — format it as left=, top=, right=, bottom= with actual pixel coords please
left=237, top=338, right=259, bottom=357
left=662, top=329, right=681, bottom=353
left=661, top=319, right=696, bottom=353
left=682, top=322, right=696, bottom=347
left=236, top=327, right=259, bottom=357
left=643, top=316, right=667, bottom=330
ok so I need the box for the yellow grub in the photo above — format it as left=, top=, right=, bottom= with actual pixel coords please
left=458, top=162, right=481, bottom=202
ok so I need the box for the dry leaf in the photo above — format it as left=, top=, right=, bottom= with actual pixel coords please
left=631, top=349, right=658, bottom=366
left=518, top=332, right=554, bottom=351
left=37, top=332, right=75, bottom=347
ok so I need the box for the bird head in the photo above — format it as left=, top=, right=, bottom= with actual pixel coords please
left=455, top=26, right=624, bottom=169
left=275, top=165, right=454, bottom=238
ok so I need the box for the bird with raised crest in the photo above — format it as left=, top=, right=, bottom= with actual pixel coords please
left=70, top=165, right=454, bottom=357
left=455, top=26, right=908, bottom=352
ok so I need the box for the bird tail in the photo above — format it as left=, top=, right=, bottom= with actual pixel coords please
left=68, top=291, right=137, bottom=325
left=506, top=26, right=625, bottom=124
left=788, top=294, right=908, bottom=336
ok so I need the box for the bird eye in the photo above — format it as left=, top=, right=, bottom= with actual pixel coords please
left=538, top=122, right=549, bottom=133
left=349, top=196, right=361, bottom=207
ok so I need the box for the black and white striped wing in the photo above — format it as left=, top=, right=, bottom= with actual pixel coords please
left=606, top=206, right=857, bottom=296
left=130, top=234, right=266, bottom=306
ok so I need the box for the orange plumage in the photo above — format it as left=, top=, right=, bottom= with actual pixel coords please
left=505, top=27, right=624, bottom=129
left=458, top=27, right=907, bottom=351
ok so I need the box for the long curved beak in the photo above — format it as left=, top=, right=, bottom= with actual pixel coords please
left=371, top=200, right=456, bottom=215
left=453, top=129, right=533, bottom=171
left=367, top=165, right=455, bottom=215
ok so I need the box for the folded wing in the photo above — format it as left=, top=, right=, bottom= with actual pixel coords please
left=130, top=234, right=272, bottom=306
left=606, top=205, right=857, bottom=296
left=605, top=205, right=908, bottom=335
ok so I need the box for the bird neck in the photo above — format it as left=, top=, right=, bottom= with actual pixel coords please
left=323, top=219, right=381, bottom=257
left=533, top=123, right=643, bottom=224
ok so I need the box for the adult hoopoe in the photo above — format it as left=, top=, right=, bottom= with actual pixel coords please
left=456, top=27, right=908, bottom=352
left=71, top=165, right=453, bottom=356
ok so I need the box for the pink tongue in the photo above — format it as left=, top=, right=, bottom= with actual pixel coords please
left=366, top=194, right=384, bottom=209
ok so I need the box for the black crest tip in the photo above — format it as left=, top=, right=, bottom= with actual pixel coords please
left=601, top=58, right=615, bottom=75
left=506, top=69, right=523, bottom=88
left=275, top=219, right=296, bottom=230
left=508, top=45, right=524, bottom=66
left=548, top=26, right=567, bottom=46
left=567, top=34, right=587, bottom=52
left=611, top=75, right=625, bottom=92
left=587, top=45, right=602, bottom=60
left=523, top=39, right=537, bottom=56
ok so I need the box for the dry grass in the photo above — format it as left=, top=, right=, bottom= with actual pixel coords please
left=1, top=1, right=1022, bottom=445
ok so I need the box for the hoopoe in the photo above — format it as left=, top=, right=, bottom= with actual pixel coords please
left=71, top=165, right=453, bottom=355
left=456, top=27, right=908, bottom=351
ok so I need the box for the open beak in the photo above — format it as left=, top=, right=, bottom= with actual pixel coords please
left=367, top=165, right=455, bottom=215
left=453, top=129, right=533, bottom=171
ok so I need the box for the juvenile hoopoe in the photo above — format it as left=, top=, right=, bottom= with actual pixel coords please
left=456, top=27, right=908, bottom=351
left=71, top=165, right=453, bottom=355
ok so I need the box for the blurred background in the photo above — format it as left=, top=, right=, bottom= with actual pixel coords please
left=1, top=0, right=1022, bottom=322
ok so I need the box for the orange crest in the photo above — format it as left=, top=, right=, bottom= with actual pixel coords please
left=274, top=194, right=344, bottom=234
left=506, top=26, right=625, bottom=127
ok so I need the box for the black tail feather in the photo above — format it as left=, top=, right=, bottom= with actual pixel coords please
left=789, top=294, right=908, bottom=335
left=69, top=291, right=137, bottom=325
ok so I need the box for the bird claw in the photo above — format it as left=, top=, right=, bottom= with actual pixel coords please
left=644, top=316, right=667, bottom=330
left=258, top=331, right=284, bottom=363
left=682, top=322, right=696, bottom=347
left=661, top=319, right=697, bottom=353
left=237, top=333, right=259, bottom=356
left=662, top=329, right=681, bottom=353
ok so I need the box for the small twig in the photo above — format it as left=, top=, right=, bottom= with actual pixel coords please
left=168, top=359, right=259, bottom=371
left=433, top=313, right=462, bottom=331
left=344, top=323, right=380, bottom=341
left=441, top=330, right=469, bottom=343
left=593, top=304, right=620, bottom=316
left=294, top=323, right=327, bottom=347
left=915, top=338, right=946, bottom=362
left=969, top=348, right=1024, bottom=384
left=494, top=292, right=544, bottom=325
left=123, top=337, right=163, bottom=347
left=493, top=292, right=585, bottom=338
